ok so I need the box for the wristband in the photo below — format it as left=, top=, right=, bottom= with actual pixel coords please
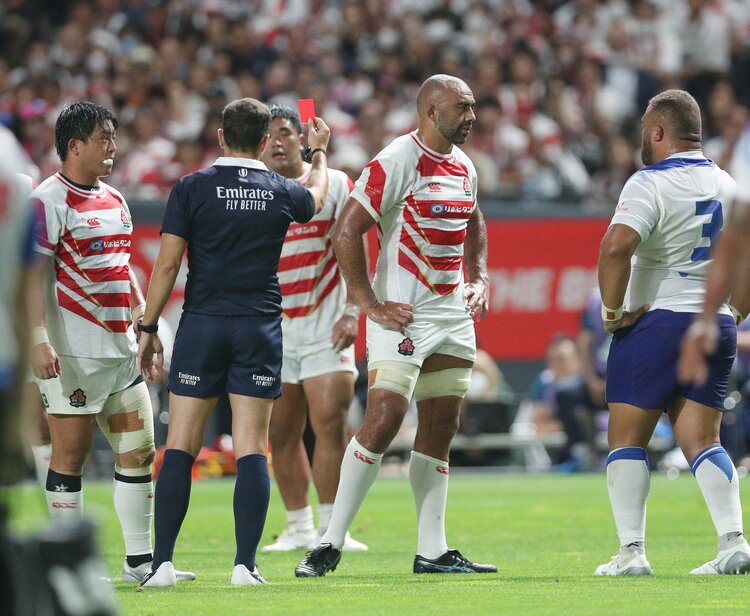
left=343, top=303, right=361, bottom=319
left=729, top=304, right=745, bottom=326
left=131, top=303, right=146, bottom=323
left=303, top=146, right=327, bottom=162
left=31, top=326, right=50, bottom=346
left=137, top=321, right=159, bottom=334
left=601, top=304, right=624, bottom=322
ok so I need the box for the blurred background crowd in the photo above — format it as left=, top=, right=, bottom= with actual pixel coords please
left=2, top=0, right=750, bottom=208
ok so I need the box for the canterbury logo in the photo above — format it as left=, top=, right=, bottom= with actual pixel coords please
left=87, top=217, right=101, bottom=227
left=52, top=502, right=78, bottom=509
left=354, top=450, right=374, bottom=464
left=428, top=182, right=441, bottom=192
left=436, top=466, right=449, bottom=475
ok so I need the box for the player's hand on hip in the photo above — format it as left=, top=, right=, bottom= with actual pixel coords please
left=677, top=319, right=719, bottom=386
left=138, top=333, right=164, bottom=383
left=464, top=279, right=489, bottom=321
left=366, top=300, right=413, bottom=334
left=307, top=116, right=331, bottom=151
left=31, top=343, right=61, bottom=379
left=332, top=315, right=358, bottom=351
left=603, top=304, right=649, bottom=334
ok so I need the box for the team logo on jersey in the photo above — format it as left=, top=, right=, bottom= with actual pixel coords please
left=69, top=388, right=87, bottom=408
left=354, top=450, right=375, bottom=465
left=463, top=177, right=472, bottom=197
left=87, top=217, right=101, bottom=228
left=428, top=182, right=442, bottom=192
left=397, top=337, right=415, bottom=356
left=120, top=209, right=131, bottom=228
left=430, top=204, right=445, bottom=215
left=239, top=168, right=248, bottom=178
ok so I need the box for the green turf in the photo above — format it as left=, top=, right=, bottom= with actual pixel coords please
left=8, top=472, right=750, bottom=615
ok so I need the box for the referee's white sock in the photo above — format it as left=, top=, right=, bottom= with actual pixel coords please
left=113, top=467, right=154, bottom=557
left=606, top=447, right=650, bottom=550
left=691, top=445, right=744, bottom=540
left=319, top=438, right=382, bottom=550
left=31, top=443, right=51, bottom=491
left=409, top=450, right=449, bottom=560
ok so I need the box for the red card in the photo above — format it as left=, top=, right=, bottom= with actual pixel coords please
left=297, top=99, right=316, bottom=124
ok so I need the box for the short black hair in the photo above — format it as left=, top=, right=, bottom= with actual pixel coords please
left=221, top=98, right=271, bottom=153
left=648, top=89, right=702, bottom=142
left=55, top=101, right=118, bottom=162
left=268, top=104, right=302, bottom=134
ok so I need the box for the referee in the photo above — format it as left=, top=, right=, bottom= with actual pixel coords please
left=137, top=98, right=330, bottom=587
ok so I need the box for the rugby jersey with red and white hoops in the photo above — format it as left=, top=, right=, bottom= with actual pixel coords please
left=32, top=173, right=136, bottom=358
left=279, top=166, right=353, bottom=345
left=350, top=131, right=478, bottom=320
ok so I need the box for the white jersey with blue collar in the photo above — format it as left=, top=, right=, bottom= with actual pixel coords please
left=610, top=150, right=736, bottom=314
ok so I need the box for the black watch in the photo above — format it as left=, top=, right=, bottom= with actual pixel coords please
left=302, top=146, right=327, bottom=163
left=137, top=320, right=158, bottom=334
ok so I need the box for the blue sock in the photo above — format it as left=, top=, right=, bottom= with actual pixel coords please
left=153, top=449, right=194, bottom=568
left=234, top=454, right=270, bottom=569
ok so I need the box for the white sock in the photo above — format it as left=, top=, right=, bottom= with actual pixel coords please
left=113, top=469, right=153, bottom=556
left=31, top=444, right=51, bottom=492
left=409, top=451, right=449, bottom=559
left=691, top=445, right=744, bottom=539
left=317, top=503, right=333, bottom=533
left=320, top=438, right=382, bottom=550
left=286, top=505, right=314, bottom=532
left=606, top=448, right=650, bottom=549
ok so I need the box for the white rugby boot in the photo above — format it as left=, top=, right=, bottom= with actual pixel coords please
left=231, top=564, right=269, bottom=585
left=690, top=541, right=750, bottom=575
left=123, top=559, right=196, bottom=583
left=139, top=562, right=177, bottom=587
left=595, top=550, right=652, bottom=576
left=261, top=527, right=318, bottom=552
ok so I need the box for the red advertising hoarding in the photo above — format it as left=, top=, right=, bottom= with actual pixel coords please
left=130, top=217, right=609, bottom=362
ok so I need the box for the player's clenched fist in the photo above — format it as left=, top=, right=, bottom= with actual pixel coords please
left=365, top=300, right=413, bottom=334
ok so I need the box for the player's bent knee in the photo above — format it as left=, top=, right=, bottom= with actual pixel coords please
left=414, top=367, right=472, bottom=402
left=368, top=361, right=420, bottom=401
left=98, top=382, right=155, bottom=466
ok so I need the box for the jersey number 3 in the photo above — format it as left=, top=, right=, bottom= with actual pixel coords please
left=690, top=199, right=723, bottom=262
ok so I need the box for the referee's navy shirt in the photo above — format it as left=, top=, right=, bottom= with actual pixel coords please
left=161, top=157, right=315, bottom=316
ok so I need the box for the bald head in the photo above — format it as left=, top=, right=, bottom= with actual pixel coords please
left=417, top=74, right=471, bottom=119
left=416, top=74, right=476, bottom=150
left=647, top=89, right=702, bottom=143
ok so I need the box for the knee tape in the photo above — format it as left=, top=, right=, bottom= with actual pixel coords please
left=97, top=382, right=155, bottom=458
left=368, top=361, right=420, bottom=400
left=414, top=367, right=473, bottom=401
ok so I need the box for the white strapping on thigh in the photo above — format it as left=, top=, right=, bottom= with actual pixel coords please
left=368, top=361, right=420, bottom=400
left=413, top=367, right=472, bottom=401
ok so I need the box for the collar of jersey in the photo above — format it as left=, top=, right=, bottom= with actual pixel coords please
left=409, top=131, right=454, bottom=162
left=666, top=150, right=706, bottom=160
left=213, top=157, right=269, bottom=171
left=55, top=172, right=105, bottom=197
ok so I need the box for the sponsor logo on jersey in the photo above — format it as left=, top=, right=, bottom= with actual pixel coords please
left=428, top=182, right=442, bottom=192
left=69, top=388, right=87, bottom=408
left=121, top=209, right=131, bottom=228
left=90, top=240, right=104, bottom=252
left=397, top=337, right=415, bottom=356
left=354, top=450, right=375, bottom=464
left=252, top=374, right=276, bottom=387
left=217, top=185, right=274, bottom=211
left=436, top=465, right=449, bottom=475
left=463, top=177, right=472, bottom=197
left=286, top=224, right=319, bottom=238
left=87, top=217, right=101, bottom=228
left=178, top=372, right=201, bottom=386
left=430, top=204, right=445, bottom=215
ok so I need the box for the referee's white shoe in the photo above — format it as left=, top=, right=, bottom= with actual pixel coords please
left=123, top=559, right=196, bottom=583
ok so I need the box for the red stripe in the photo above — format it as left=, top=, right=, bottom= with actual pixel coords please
left=285, top=219, right=333, bottom=242
left=398, top=251, right=458, bottom=296
left=410, top=200, right=474, bottom=219
left=83, top=265, right=130, bottom=283
left=56, top=241, right=90, bottom=280
left=91, top=292, right=131, bottom=308
left=56, top=288, right=129, bottom=332
left=284, top=271, right=341, bottom=318
left=362, top=160, right=386, bottom=215
left=280, top=252, right=337, bottom=296
left=400, top=229, right=463, bottom=271
left=278, top=250, right=324, bottom=271
left=415, top=152, right=469, bottom=178
left=403, top=198, right=466, bottom=246
left=60, top=181, right=123, bottom=214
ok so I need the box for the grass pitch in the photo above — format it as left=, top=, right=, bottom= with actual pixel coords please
left=9, top=471, right=750, bottom=615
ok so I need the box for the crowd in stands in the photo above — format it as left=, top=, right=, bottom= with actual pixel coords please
left=2, top=0, right=750, bottom=207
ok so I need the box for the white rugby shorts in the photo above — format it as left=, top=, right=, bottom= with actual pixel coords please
left=282, top=338, right=358, bottom=385
left=35, top=354, right=140, bottom=415
left=366, top=315, right=476, bottom=368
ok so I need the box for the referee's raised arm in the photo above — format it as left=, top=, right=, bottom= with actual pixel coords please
left=304, top=117, right=331, bottom=215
